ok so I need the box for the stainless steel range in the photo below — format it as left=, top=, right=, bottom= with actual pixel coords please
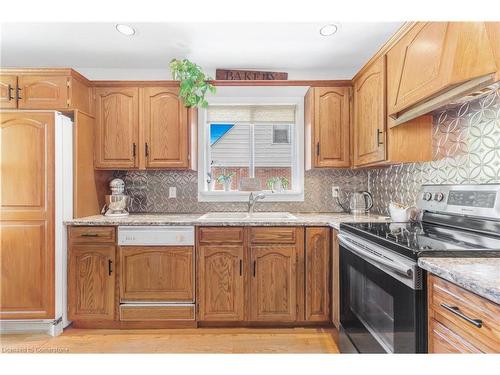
left=338, top=184, right=500, bottom=354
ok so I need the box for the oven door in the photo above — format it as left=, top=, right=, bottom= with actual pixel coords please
left=338, top=234, right=426, bottom=353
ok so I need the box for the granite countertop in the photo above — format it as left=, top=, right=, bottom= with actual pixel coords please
left=419, top=257, right=500, bottom=304
left=65, top=212, right=390, bottom=230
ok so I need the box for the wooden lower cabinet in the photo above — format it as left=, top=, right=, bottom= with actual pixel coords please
left=427, top=274, right=500, bottom=353
left=68, top=244, right=115, bottom=321
left=305, top=227, right=330, bottom=321
left=331, top=229, right=340, bottom=328
left=120, top=246, right=194, bottom=302
left=250, top=245, right=298, bottom=322
left=198, top=245, right=245, bottom=321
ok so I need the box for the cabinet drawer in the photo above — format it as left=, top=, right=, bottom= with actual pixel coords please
left=250, top=227, right=297, bottom=244
left=429, top=318, right=482, bottom=353
left=428, top=275, right=500, bottom=353
left=69, top=226, right=116, bottom=243
left=198, top=227, right=244, bottom=244
left=120, top=305, right=195, bottom=321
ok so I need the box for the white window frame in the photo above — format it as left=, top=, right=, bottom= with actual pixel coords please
left=198, top=96, right=305, bottom=202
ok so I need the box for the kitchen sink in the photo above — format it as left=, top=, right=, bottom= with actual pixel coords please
left=198, top=212, right=297, bottom=221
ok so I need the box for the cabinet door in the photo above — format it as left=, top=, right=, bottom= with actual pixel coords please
left=0, top=75, right=17, bottom=109
left=331, top=229, right=340, bottom=328
left=353, top=56, right=386, bottom=166
left=198, top=245, right=244, bottom=321
left=17, top=75, right=69, bottom=109
left=250, top=245, right=297, bottom=321
left=313, top=87, right=350, bottom=168
left=94, top=87, right=139, bottom=169
left=143, top=87, right=189, bottom=168
left=0, top=112, right=55, bottom=320
left=120, top=246, right=194, bottom=302
left=68, top=245, right=115, bottom=321
left=305, top=228, right=330, bottom=321
left=387, top=22, right=497, bottom=117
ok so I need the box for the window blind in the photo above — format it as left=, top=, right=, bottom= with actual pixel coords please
left=207, top=105, right=296, bottom=123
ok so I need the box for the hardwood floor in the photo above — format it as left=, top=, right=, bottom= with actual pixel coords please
left=0, top=327, right=339, bottom=353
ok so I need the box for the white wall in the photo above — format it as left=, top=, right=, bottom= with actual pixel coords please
left=75, top=67, right=352, bottom=80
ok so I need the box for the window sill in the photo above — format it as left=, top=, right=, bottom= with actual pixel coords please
left=198, top=190, right=304, bottom=202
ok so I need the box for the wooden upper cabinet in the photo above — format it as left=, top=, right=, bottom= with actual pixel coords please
left=250, top=245, right=297, bottom=321
left=120, top=246, right=194, bottom=302
left=387, top=22, right=498, bottom=118
left=305, top=86, right=351, bottom=169
left=68, top=244, right=115, bottom=321
left=143, top=87, right=189, bottom=169
left=198, top=245, right=244, bottom=321
left=353, top=56, right=386, bottom=166
left=0, top=112, right=55, bottom=320
left=94, top=87, right=139, bottom=169
left=305, top=228, right=330, bottom=322
left=0, top=75, right=17, bottom=109
left=17, top=75, right=69, bottom=109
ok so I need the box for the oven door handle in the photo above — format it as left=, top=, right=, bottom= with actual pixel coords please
left=338, top=234, right=413, bottom=278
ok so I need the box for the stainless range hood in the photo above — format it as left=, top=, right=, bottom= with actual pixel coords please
left=391, top=74, right=499, bottom=127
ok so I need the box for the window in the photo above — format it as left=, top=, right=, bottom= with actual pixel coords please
left=273, top=124, right=291, bottom=144
left=198, top=98, right=304, bottom=202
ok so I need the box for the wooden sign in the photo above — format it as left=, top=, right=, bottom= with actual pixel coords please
left=216, top=69, right=288, bottom=80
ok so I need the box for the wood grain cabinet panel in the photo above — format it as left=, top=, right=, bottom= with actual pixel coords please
left=120, top=246, right=194, bottom=302
left=94, top=87, right=139, bottom=169
left=198, top=227, right=244, bottom=244
left=143, top=87, right=189, bottom=168
left=250, top=245, right=297, bottom=322
left=17, top=75, right=69, bottom=109
left=353, top=56, right=386, bottom=166
left=427, top=274, right=500, bottom=353
left=0, top=75, right=17, bottom=109
left=198, top=245, right=244, bottom=321
left=305, top=228, right=330, bottom=322
left=305, top=86, right=350, bottom=168
left=249, top=227, right=296, bottom=244
left=331, top=229, right=340, bottom=328
left=69, top=226, right=115, bottom=243
left=387, top=22, right=498, bottom=118
left=0, top=112, right=55, bottom=320
left=68, top=245, right=115, bottom=321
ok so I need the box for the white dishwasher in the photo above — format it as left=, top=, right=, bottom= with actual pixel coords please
left=117, top=226, right=196, bottom=322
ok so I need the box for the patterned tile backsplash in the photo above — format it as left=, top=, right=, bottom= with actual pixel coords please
left=116, top=168, right=368, bottom=213
left=117, top=88, right=499, bottom=215
left=369, top=88, right=500, bottom=215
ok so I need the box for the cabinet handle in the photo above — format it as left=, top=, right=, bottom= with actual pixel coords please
left=16, top=87, right=22, bottom=100
left=440, top=303, right=483, bottom=328
left=253, top=260, right=256, bottom=277
left=316, top=142, right=320, bottom=156
left=377, top=129, right=384, bottom=146
left=132, top=143, right=137, bottom=158
left=81, top=233, right=98, bottom=237
left=108, top=260, right=113, bottom=276
left=7, top=84, right=14, bottom=100
left=145, top=143, right=149, bottom=158
left=239, top=259, right=243, bottom=276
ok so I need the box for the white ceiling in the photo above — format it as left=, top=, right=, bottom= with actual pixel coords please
left=0, top=22, right=402, bottom=79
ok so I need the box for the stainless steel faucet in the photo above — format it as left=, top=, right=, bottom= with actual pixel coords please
left=248, top=192, right=265, bottom=214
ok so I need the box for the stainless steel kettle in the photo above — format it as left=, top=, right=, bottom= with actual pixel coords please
left=349, top=191, right=374, bottom=214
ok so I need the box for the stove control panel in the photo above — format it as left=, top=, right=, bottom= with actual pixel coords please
left=417, top=184, right=500, bottom=219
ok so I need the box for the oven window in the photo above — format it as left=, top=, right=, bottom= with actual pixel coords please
left=348, top=265, right=395, bottom=353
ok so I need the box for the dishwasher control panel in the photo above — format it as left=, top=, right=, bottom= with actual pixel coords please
left=118, top=226, right=195, bottom=246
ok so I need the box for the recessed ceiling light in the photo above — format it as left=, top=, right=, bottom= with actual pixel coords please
left=319, top=24, right=338, bottom=37
left=115, top=24, right=136, bottom=36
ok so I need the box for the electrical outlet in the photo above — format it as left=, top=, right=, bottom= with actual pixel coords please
left=169, top=187, right=177, bottom=199
left=332, top=186, right=340, bottom=198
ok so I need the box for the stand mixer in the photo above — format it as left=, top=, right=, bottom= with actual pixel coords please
left=102, top=178, right=130, bottom=217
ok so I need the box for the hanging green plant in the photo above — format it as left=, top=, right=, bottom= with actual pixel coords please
left=169, top=58, right=216, bottom=108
